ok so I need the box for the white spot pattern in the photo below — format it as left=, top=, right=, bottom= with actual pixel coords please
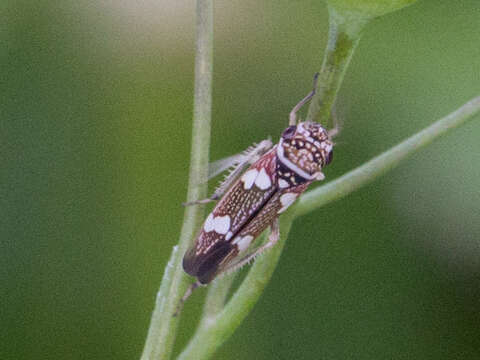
left=241, top=169, right=258, bottom=190
left=278, top=179, right=289, bottom=188
left=226, top=231, right=233, bottom=240
left=233, top=235, right=253, bottom=252
left=278, top=192, right=298, bottom=213
left=214, top=215, right=231, bottom=235
left=204, top=214, right=231, bottom=235
left=204, top=213, right=214, bottom=232
left=254, top=168, right=271, bottom=190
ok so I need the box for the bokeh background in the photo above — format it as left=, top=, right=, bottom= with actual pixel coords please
left=2, top=0, right=480, bottom=359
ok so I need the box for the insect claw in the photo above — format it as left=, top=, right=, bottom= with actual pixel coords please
left=173, top=281, right=203, bottom=317
left=314, top=172, right=325, bottom=181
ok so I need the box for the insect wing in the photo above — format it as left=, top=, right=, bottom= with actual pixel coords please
left=199, top=180, right=312, bottom=280
left=183, top=148, right=278, bottom=283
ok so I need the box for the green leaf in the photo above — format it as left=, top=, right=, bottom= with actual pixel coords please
left=327, top=0, right=418, bottom=20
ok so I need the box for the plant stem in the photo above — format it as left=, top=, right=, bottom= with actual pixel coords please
left=140, top=1, right=213, bottom=359
left=177, top=7, right=369, bottom=359
left=306, top=6, right=369, bottom=125
left=296, top=95, right=480, bottom=217
left=201, top=272, right=236, bottom=322
left=177, top=213, right=295, bottom=360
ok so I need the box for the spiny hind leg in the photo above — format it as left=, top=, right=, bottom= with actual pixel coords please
left=220, top=218, right=280, bottom=275
left=183, top=139, right=273, bottom=206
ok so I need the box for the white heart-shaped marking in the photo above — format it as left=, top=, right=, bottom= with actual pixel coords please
left=241, top=169, right=258, bottom=190
left=213, top=215, right=231, bottom=235
left=234, top=235, right=253, bottom=252
left=203, top=213, right=214, bottom=232
left=254, top=168, right=272, bottom=190
left=278, top=192, right=298, bottom=213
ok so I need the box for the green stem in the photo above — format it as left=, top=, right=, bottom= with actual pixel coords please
left=296, top=95, right=480, bottom=217
left=201, top=272, right=236, bottom=322
left=306, top=6, right=369, bottom=125
left=177, top=7, right=368, bottom=359
left=177, top=213, right=295, bottom=360
left=140, top=1, right=213, bottom=359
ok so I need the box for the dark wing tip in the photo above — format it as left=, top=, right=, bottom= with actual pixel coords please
left=182, top=246, right=199, bottom=276
left=182, top=241, right=234, bottom=284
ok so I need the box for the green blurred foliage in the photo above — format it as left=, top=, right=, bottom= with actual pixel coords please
left=327, top=0, right=417, bottom=18
left=2, top=0, right=479, bottom=359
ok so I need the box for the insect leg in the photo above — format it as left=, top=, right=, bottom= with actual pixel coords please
left=173, top=280, right=203, bottom=317
left=221, top=219, right=280, bottom=275
left=183, top=139, right=273, bottom=206
left=289, top=73, right=320, bottom=125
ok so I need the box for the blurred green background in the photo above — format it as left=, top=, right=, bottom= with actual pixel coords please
left=2, top=0, right=479, bottom=359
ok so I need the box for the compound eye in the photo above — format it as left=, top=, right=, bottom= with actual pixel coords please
left=282, top=125, right=297, bottom=140
left=324, top=149, right=333, bottom=165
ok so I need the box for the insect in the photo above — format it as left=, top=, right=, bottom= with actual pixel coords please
left=179, top=75, right=335, bottom=309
